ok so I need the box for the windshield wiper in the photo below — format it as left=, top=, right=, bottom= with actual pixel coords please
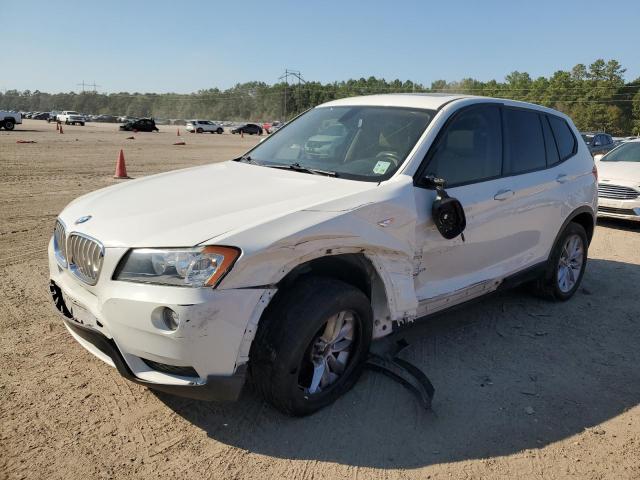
left=234, top=155, right=261, bottom=164
left=265, top=162, right=338, bottom=177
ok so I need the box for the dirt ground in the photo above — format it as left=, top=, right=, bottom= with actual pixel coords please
left=1, top=120, right=639, bottom=480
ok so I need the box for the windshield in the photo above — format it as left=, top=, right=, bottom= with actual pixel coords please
left=581, top=134, right=594, bottom=144
left=244, top=106, right=435, bottom=181
left=601, top=142, right=640, bottom=162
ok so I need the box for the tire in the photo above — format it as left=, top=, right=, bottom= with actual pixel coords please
left=4, top=120, right=15, bottom=130
left=196, top=127, right=203, bottom=133
left=533, top=222, right=588, bottom=301
left=217, top=128, right=223, bottom=134
left=250, top=277, right=373, bottom=416
left=80, top=122, right=85, bottom=126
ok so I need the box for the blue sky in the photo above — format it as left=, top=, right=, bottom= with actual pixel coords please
left=2, top=0, right=638, bottom=93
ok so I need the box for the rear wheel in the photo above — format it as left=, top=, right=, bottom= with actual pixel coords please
left=251, top=277, right=372, bottom=416
left=4, top=120, right=14, bottom=130
left=197, top=127, right=203, bottom=133
left=217, top=128, right=223, bottom=134
left=533, top=222, right=588, bottom=301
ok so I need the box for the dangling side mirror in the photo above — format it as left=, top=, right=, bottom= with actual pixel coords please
left=424, top=175, right=467, bottom=241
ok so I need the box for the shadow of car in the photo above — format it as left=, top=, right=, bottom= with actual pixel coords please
left=154, top=257, right=640, bottom=469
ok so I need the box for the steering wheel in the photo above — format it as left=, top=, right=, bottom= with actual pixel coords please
left=375, top=151, right=400, bottom=167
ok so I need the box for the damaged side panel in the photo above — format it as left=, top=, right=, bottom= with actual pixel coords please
left=217, top=179, right=424, bottom=359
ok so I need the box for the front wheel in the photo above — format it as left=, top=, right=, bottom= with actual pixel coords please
left=251, top=277, right=372, bottom=416
left=533, top=222, right=588, bottom=301
left=4, top=120, right=15, bottom=130
left=217, top=128, right=223, bottom=134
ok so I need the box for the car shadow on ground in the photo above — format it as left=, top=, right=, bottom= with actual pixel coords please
left=6, top=129, right=45, bottom=133
left=597, top=217, right=640, bottom=232
left=157, top=258, right=640, bottom=469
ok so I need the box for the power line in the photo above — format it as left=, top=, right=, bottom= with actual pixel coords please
left=77, top=80, right=101, bottom=93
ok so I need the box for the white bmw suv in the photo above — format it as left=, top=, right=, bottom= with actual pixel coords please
left=49, top=94, right=597, bottom=416
left=186, top=120, right=225, bottom=134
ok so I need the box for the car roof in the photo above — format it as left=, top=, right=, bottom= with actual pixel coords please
left=318, top=93, right=571, bottom=118
left=320, top=93, right=469, bottom=110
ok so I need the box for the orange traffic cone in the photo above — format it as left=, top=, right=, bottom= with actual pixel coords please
left=177, top=128, right=180, bottom=136
left=114, top=149, right=130, bottom=179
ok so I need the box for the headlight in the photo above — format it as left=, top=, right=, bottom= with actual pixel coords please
left=114, top=246, right=240, bottom=287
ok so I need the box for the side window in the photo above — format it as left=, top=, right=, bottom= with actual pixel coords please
left=548, top=116, right=577, bottom=160
left=503, top=108, right=546, bottom=175
left=541, top=115, right=560, bottom=166
left=604, top=134, right=612, bottom=145
left=425, top=105, right=502, bottom=186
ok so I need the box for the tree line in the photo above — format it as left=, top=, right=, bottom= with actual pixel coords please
left=2, top=59, right=639, bottom=136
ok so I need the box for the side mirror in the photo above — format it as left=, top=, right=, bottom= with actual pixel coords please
left=424, top=176, right=467, bottom=241
left=422, top=175, right=446, bottom=190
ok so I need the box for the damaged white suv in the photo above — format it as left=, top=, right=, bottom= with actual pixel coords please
left=49, top=94, right=597, bottom=416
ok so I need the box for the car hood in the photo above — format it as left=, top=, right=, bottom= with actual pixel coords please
left=59, top=161, right=376, bottom=247
left=597, top=161, right=640, bottom=185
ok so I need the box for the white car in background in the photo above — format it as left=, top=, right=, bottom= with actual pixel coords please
left=0, top=110, right=22, bottom=130
left=596, top=140, right=640, bottom=222
left=49, top=94, right=597, bottom=416
left=57, top=111, right=86, bottom=126
left=186, top=120, right=224, bottom=134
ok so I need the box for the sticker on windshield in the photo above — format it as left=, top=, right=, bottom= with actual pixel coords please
left=373, top=160, right=391, bottom=175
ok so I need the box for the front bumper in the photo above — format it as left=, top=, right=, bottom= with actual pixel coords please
left=597, top=196, right=640, bottom=222
left=48, top=239, right=273, bottom=401
left=59, top=307, right=246, bottom=400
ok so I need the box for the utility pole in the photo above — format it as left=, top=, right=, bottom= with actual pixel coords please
left=278, top=69, right=305, bottom=120
left=77, top=81, right=101, bottom=93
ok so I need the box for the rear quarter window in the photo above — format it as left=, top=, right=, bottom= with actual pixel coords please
left=548, top=116, right=577, bottom=160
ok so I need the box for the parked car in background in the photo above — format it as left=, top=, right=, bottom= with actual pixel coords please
left=0, top=110, right=22, bottom=130
left=49, top=94, right=597, bottom=416
left=47, top=112, right=60, bottom=123
left=57, top=111, right=86, bottom=126
left=581, top=132, right=615, bottom=156
left=93, top=115, right=118, bottom=123
left=186, top=120, right=224, bottom=134
left=266, top=121, right=283, bottom=134
left=231, top=123, right=263, bottom=135
left=119, top=118, right=159, bottom=132
left=32, top=112, right=51, bottom=120
left=596, top=139, right=640, bottom=222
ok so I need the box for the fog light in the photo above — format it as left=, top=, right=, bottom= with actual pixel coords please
left=162, top=307, right=179, bottom=330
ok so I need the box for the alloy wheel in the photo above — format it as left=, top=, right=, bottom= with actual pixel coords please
left=299, top=310, right=356, bottom=395
left=557, top=233, right=584, bottom=293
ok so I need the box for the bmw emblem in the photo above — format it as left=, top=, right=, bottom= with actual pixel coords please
left=74, top=215, right=92, bottom=225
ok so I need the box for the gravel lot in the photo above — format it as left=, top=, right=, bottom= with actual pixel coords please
left=1, top=120, right=639, bottom=479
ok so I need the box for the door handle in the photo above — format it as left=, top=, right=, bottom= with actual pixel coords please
left=494, top=189, right=515, bottom=201
left=556, top=174, right=568, bottom=184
